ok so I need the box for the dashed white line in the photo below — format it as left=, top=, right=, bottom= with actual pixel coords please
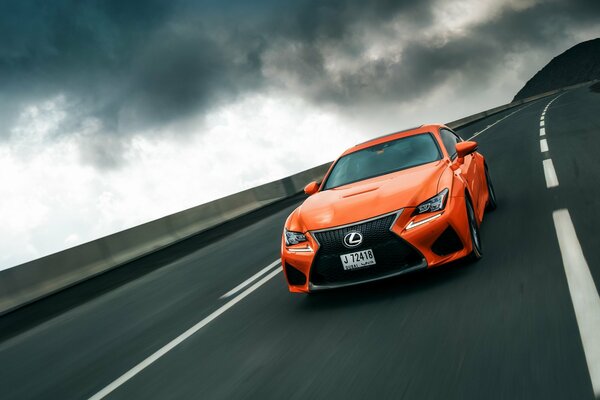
left=220, top=259, right=281, bottom=298
left=552, top=210, right=600, bottom=397
left=542, top=159, right=559, bottom=188
left=89, top=263, right=282, bottom=400
left=539, top=93, right=566, bottom=189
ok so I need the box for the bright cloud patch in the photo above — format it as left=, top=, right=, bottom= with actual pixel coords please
left=0, top=93, right=363, bottom=269
left=1, top=0, right=599, bottom=270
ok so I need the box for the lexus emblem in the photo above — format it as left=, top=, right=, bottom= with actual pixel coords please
left=343, top=232, right=363, bottom=248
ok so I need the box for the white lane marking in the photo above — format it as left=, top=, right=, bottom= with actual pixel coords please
left=220, top=259, right=281, bottom=298
left=552, top=210, right=600, bottom=397
left=540, top=120, right=545, bottom=127
left=89, top=264, right=282, bottom=400
left=467, top=102, right=536, bottom=140
left=540, top=138, right=549, bottom=153
left=540, top=127, right=546, bottom=137
left=545, top=92, right=566, bottom=109
left=543, top=159, right=559, bottom=188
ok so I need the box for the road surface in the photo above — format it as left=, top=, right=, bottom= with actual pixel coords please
left=1, top=83, right=599, bottom=399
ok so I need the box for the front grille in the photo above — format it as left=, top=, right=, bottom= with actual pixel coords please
left=310, top=212, right=424, bottom=286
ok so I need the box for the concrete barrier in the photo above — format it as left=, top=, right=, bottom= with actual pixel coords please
left=1, top=79, right=597, bottom=316
left=447, top=79, right=598, bottom=129
left=0, top=162, right=331, bottom=315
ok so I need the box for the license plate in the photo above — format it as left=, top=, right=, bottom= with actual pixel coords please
left=340, top=249, right=376, bottom=271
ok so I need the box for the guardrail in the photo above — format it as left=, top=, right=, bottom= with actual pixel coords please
left=1, top=80, right=596, bottom=316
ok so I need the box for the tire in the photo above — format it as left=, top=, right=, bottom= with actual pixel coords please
left=466, top=196, right=483, bottom=261
left=485, top=165, right=497, bottom=211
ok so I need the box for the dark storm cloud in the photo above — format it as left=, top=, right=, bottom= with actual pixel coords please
left=284, top=0, right=600, bottom=105
left=0, top=0, right=598, bottom=168
left=0, top=0, right=429, bottom=138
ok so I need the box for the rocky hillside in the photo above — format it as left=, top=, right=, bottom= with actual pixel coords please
left=514, top=38, right=600, bottom=101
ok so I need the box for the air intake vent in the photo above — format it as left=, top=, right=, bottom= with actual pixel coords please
left=431, top=226, right=464, bottom=256
left=285, top=263, right=307, bottom=286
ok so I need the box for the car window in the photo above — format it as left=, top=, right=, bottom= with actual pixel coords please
left=323, top=133, right=442, bottom=190
left=440, top=129, right=459, bottom=159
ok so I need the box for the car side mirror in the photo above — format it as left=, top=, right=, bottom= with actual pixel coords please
left=304, top=181, right=320, bottom=196
left=456, top=141, right=478, bottom=158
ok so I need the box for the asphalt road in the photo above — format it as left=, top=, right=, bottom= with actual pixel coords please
left=1, top=84, right=599, bottom=399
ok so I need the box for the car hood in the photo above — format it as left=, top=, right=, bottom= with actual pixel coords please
left=292, top=160, right=447, bottom=231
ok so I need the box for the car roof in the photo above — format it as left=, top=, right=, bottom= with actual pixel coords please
left=342, top=123, right=447, bottom=157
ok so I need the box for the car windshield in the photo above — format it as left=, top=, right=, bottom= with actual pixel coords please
left=322, top=133, right=442, bottom=190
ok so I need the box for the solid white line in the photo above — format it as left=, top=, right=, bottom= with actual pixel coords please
left=545, top=92, right=566, bottom=108
left=543, top=158, right=559, bottom=188
left=467, top=102, right=536, bottom=140
left=540, top=127, right=546, bottom=137
left=220, top=259, right=281, bottom=298
left=89, top=266, right=282, bottom=400
left=540, top=138, right=549, bottom=152
left=552, top=210, right=600, bottom=397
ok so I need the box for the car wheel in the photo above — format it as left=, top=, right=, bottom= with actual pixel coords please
left=466, top=196, right=483, bottom=261
left=485, top=166, right=497, bottom=211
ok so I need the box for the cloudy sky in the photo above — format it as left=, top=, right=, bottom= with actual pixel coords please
left=1, top=0, right=599, bottom=269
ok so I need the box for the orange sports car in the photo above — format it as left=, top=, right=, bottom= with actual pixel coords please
left=281, top=124, right=497, bottom=293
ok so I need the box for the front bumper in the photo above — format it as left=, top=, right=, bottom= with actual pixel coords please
left=308, top=259, right=427, bottom=291
left=282, top=196, right=472, bottom=293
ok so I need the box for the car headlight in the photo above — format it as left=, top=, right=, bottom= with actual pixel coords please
left=414, top=188, right=449, bottom=215
left=284, top=229, right=307, bottom=246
